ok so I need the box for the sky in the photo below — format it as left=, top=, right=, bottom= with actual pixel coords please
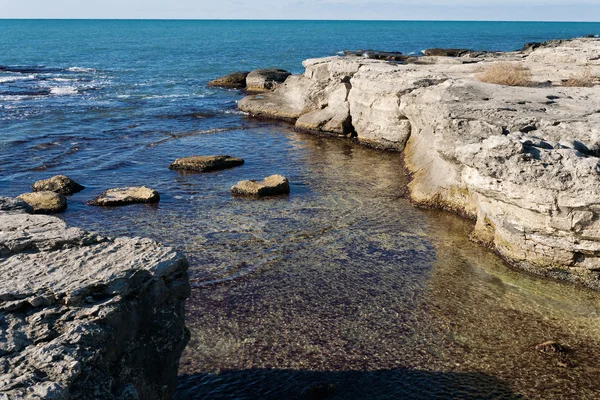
left=1, top=0, right=600, bottom=21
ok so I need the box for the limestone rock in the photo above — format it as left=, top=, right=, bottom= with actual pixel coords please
left=169, top=155, right=244, bottom=172
left=0, top=212, right=190, bottom=399
left=87, top=186, right=160, bottom=206
left=423, top=48, right=473, bottom=57
left=207, top=71, right=250, bottom=89
left=31, top=174, right=85, bottom=195
left=245, top=69, right=291, bottom=92
left=231, top=174, right=290, bottom=197
left=0, top=196, right=33, bottom=215
left=17, top=191, right=67, bottom=214
left=236, top=38, right=600, bottom=288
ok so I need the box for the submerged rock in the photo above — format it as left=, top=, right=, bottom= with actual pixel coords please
left=169, top=155, right=245, bottom=172
left=87, top=186, right=160, bottom=206
left=246, top=68, right=291, bottom=92
left=231, top=174, right=290, bottom=197
left=207, top=71, right=250, bottom=89
left=17, top=191, right=67, bottom=214
left=31, top=174, right=85, bottom=195
left=0, top=212, right=190, bottom=399
left=0, top=196, right=33, bottom=214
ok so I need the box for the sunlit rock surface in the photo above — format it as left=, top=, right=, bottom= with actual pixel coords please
left=238, top=38, right=600, bottom=287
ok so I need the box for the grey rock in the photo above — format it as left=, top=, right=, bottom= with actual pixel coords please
left=87, top=186, right=160, bottom=206
left=0, top=197, right=33, bottom=215
left=17, top=191, right=67, bottom=214
left=245, top=69, right=291, bottom=92
left=31, top=175, right=85, bottom=195
left=231, top=174, right=290, bottom=197
left=0, top=213, right=190, bottom=399
left=169, top=155, right=244, bottom=173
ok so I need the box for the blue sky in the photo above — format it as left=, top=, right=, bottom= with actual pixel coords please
left=2, top=1, right=600, bottom=21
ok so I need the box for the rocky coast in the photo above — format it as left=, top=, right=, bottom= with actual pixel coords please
left=236, top=38, right=600, bottom=288
left=0, top=199, right=190, bottom=399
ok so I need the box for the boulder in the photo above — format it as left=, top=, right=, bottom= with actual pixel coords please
left=87, top=186, right=160, bottom=206
left=231, top=174, right=290, bottom=197
left=31, top=174, right=85, bottom=195
left=169, top=155, right=245, bottom=172
left=0, top=196, right=33, bottom=215
left=207, top=71, right=250, bottom=89
left=245, top=69, right=291, bottom=92
left=0, top=212, right=190, bottom=399
left=17, top=191, right=67, bottom=214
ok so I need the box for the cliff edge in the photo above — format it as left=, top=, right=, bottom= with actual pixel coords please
left=0, top=202, right=190, bottom=399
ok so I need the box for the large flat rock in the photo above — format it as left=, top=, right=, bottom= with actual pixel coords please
left=0, top=212, right=190, bottom=399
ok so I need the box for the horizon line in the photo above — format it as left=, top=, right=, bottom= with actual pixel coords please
left=1, top=18, right=600, bottom=23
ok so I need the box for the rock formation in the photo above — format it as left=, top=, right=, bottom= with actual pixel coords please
left=207, top=71, right=249, bottom=89
left=17, top=191, right=68, bottom=214
left=87, top=186, right=160, bottom=206
left=169, top=155, right=245, bottom=173
left=237, top=38, right=600, bottom=288
left=0, top=208, right=190, bottom=399
left=231, top=174, right=290, bottom=197
left=31, top=175, right=85, bottom=196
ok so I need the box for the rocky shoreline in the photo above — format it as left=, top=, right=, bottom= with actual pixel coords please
left=0, top=200, right=190, bottom=399
left=232, top=38, right=600, bottom=289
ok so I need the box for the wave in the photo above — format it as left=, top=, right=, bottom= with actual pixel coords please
left=0, top=75, right=35, bottom=84
left=67, top=66, right=96, bottom=73
left=50, top=86, right=78, bottom=95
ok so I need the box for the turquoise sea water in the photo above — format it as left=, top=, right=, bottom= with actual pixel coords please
left=3, top=20, right=600, bottom=399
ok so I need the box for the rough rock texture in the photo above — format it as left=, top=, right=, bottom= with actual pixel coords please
left=245, top=69, right=291, bottom=92
left=169, top=155, right=245, bottom=173
left=17, top=191, right=67, bottom=214
left=31, top=175, right=85, bottom=196
left=87, top=186, right=160, bottom=207
left=0, top=213, right=190, bottom=399
left=238, top=38, right=600, bottom=288
left=0, top=197, right=32, bottom=215
left=231, top=174, right=290, bottom=197
left=206, top=71, right=250, bottom=89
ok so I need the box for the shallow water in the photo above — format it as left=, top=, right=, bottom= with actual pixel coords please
left=2, top=20, right=600, bottom=399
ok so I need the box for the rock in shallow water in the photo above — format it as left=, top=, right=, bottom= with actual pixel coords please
left=31, top=174, right=85, bottom=195
left=206, top=71, right=250, bottom=89
left=231, top=174, right=290, bottom=197
left=246, top=68, right=291, bottom=92
left=0, top=212, right=190, bottom=399
left=87, top=186, right=160, bottom=206
left=17, top=191, right=67, bottom=214
left=169, top=155, right=245, bottom=172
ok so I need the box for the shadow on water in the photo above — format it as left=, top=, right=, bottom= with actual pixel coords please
left=176, top=367, right=524, bottom=400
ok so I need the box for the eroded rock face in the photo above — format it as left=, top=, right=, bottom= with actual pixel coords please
left=237, top=37, right=600, bottom=288
left=0, top=213, right=190, bottom=399
left=231, top=174, right=290, bottom=197
left=17, top=191, right=67, bottom=214
left=169, top=155, right=245, bottom=173
left=207, top=71, right=250, bottom=89
left=31, top=175, right=85, bottom=195
left=87, top=186, right=160, bottom=206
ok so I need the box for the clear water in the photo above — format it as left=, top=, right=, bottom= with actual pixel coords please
left=2, top=20, right=600, bottom=399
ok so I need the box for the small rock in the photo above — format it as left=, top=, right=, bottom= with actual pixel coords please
left=207, top=71, right=250, bottom=89
left=536, top=341, right=568, bottom=354
left=31, top=175, right=85, bottom=195
left=169, top=155, right=245, bottom=172
left=87, top=186, right=160, bottom=206
left=231, top=174, right=290, bottom=197
left=245, top=69, right=291, bottom=92
left=17, top=191, right=67, bottom=214
left=0, top=196, right=33, bottom=214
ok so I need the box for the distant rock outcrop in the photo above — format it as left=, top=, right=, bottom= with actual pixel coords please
left=169, top=155, right=245, bottom=173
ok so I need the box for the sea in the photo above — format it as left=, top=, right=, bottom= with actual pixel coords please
left=2, top=20, right=600, bottom=399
